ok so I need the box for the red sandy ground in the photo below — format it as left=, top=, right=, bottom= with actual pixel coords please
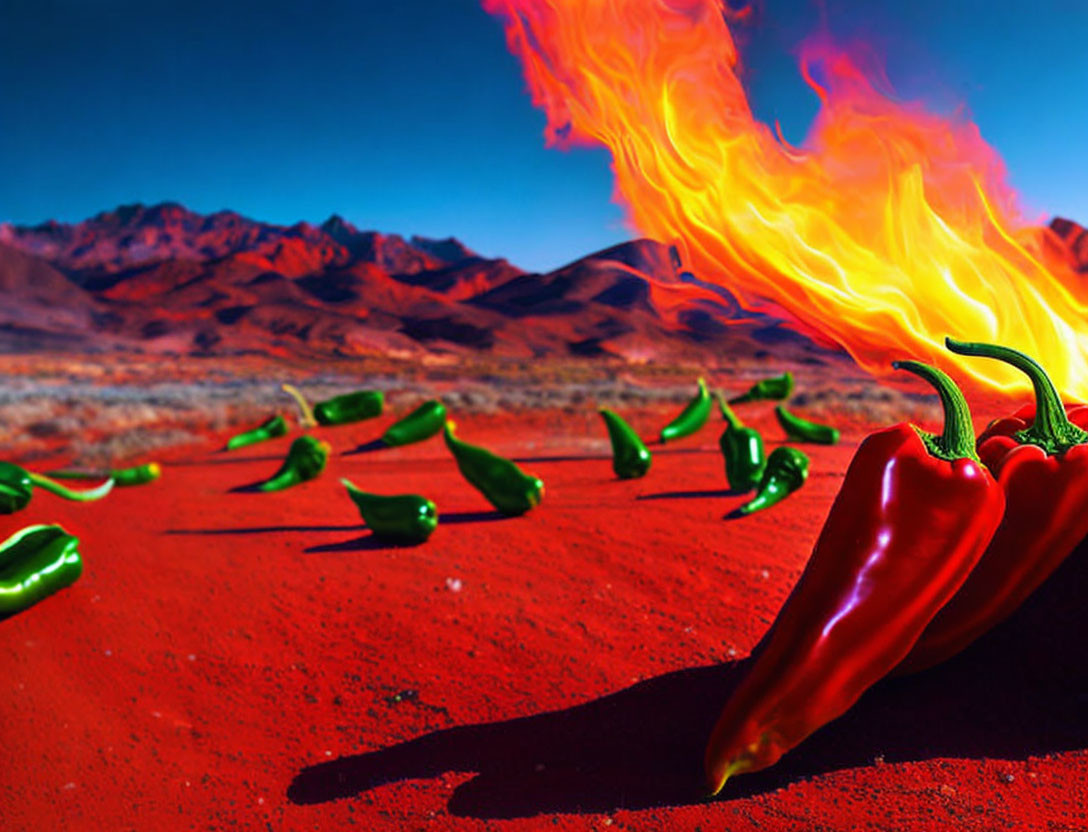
left=2, top=404, right=1087, bottom=831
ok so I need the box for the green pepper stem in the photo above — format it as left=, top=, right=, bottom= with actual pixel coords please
left=945, top=337, right=1088, bottom=455
left=716, top=393, right=743, bottom=430
left=28, top=472, right=114, bottom=502
left=282, top=384, right=317, bottom=428
left=892, top=360, right=979, bottom=462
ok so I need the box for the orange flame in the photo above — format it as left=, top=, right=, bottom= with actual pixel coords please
left=484, top=0, right=1088, bottom=397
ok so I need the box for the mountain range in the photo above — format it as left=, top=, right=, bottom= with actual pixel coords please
left=1, top=203, right=1083, bottom=361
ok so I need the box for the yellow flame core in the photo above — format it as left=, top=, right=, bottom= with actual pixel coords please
left=484, top=0, right=1088, bottom=397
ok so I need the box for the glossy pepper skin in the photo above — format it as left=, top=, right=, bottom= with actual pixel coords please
left=342, top=478, right=438, bottom=544
left=900, top=338, right=1088, bottom=674
left=599, top=408, right=652, bottom=479
left=705, top=361, right=1005, bottom=793
left=728, top=372, right=794, bottom=405
left=0, top=462, right=114, bottom=514
left=258, top=436, right=330, bottom=492
left=443, top=421, right=543, bottom=516
left=53, top=463, right=161, bottom=487
left=315, top=390, right=384, bottom=426
left=112, top=463, right=161, bottom=486
left=283, top=384, right=384, bottom=427
left=226, top=414, right=288, bottom=450
left=659, top=377, right=712, bottom=443
left=0, top=524, right=83, bottom=618
left=734, top=447, right=809, bottom=516
left=382, top=400, right=447, bottom=447
left=775, top=405, right=840, bottom=445
left=716, top=394, right=766, bottom=492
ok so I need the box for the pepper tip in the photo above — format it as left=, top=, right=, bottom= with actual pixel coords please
left=705, top=757, right=750, bottom=797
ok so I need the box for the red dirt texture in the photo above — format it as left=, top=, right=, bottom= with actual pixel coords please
left=2, top=401, right=1086, bottom=831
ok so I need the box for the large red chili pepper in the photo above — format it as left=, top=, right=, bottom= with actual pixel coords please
left=704, top=361, right=1005, bottom=794
left=898, top=338, right=1088, bottom=674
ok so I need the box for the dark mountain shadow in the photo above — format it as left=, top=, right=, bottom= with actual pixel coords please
left=398, top=316, right=495, bottom=349
left=287, top=536, right=1088, bottom=819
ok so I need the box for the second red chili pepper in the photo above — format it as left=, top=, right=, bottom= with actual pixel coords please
left=704, top=360, right=1005, bottom=794
left=899, top=338, right=1088, bottom=674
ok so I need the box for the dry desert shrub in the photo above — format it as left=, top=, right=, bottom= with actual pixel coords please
left=0, top=353, right=939, bottom=463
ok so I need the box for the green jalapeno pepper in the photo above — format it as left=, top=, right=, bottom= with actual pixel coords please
left=342, top=478, right=438, bottom=544
left=659, top=377, right=712, bottom=443
left=717, top=394, right=766, bottom=492
left=0, top=462, right=114, bottom=515
left=728, top=371, right=795, bottom=405
left=258, top=436, right=330, bottom=492
left=382, top=400, right=447, bottom=447
left=0, top=524, right=83, bottom=618
left=599, top=408, right=652, bottom=479
left=443, top=421, right=543, bottom=516
left=51, top=462, right=161, bottom=487
left=113, top=463, right=161, bottom=486
left=734, top=446, right=809, bottom=516
left=226, top=414, right=289, bottom=450
left=775, top=404, right=840, bottom=445
left=283, top=384, right=383, bottom=427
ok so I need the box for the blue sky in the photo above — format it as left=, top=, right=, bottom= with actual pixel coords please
left=1, top=0, right=1085, bottom=272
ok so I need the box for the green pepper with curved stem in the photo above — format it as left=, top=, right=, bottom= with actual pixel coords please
left=258, top=436, right=330, bottom=492
left=283, top=384, right=383, bottom=427
left=226, top=414, right=288, bottom=450
left=342, top=478, right=438, bottom=544
left=717, top=394, right=766, bottom=492
left=659, top=377, right=712, bottom=443
left=0, top=524, right=83, bottom=618
left=443, top=421, right=543, bottom=516
left=775, top=404, right=840, bottom=445
left=728, top=371, right=794, bottom=405
left=0, top=462, right=114, bottom=515
left=51, top=462, right=161, bottom=487
left=382, top=400, right=447, bottom=447
left=734, top=446, right=809, bottom=516
left=599, top=408, right=652, bottom=479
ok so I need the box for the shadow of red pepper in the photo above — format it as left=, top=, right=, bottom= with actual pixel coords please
left=286, top=535, right=1088, bottom=818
